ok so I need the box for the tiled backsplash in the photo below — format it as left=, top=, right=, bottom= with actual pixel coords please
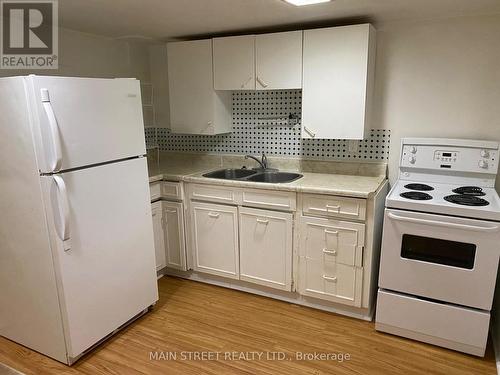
left=145, top=90, right=390, bottom=161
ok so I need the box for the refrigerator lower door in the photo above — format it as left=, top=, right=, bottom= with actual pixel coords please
left=28, top=75, right=146, bottom=173
left=41, top=157, right=158, bottom=359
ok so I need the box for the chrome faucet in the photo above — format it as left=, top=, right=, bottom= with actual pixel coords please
left=245, top=152, right=268, bottom=170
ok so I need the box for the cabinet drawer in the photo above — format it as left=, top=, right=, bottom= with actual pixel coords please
left=162, top=181, right=183, bottom=200
left=242, top=189, right=296, bottom=211
left=302, top=194, right=366, bottom=220
left=188, top=184, right=239, bottom=204
left=150, top=182, right=161, bottom=201
left=299, top=258, right=363, bottom=307
left=299, top=215, right=365, bottom=267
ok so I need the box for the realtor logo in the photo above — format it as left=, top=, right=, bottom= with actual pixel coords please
left=1, top=0, right=58, bottom=69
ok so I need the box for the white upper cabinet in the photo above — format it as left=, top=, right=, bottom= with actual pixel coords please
left=213, top=31, right=303, bottom=90
left=213, top=35, right=255, bottom=90
left=166, top=39, right=232, bottom=135
left=255, top=31, right=303, bottom=90
left=302, top=24, right=376, bottom=140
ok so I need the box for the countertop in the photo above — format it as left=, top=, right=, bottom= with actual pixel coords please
left=148, top=161, right=386, bottom=198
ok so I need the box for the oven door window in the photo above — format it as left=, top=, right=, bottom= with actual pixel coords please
left=401, top=234, right=476, bottom=269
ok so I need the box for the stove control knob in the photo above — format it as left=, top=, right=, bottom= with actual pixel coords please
left=408, top=156, right=416, bottom=164
left=479, top=160, right=489, bottom=169
left=481, top=150, right=490, bottom=158
left=409, top=146, right=417, bottom=154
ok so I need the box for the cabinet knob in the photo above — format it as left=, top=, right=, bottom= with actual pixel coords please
left=322, top=275, right=337, bottom=283
left=256, top=76, right=268, bottom=88
left=208, top=212, right=220, bottom=218
left=241, top=76, right=253, bottom=88
left=322, top=248, right=337, bottom=255
left=303, top=126, right=316, bottom=138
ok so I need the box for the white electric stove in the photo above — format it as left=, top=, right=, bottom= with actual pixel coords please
left=376, top=138, right=500, bottom=357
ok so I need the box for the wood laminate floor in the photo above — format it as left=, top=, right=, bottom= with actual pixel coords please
left=0, top=276, right=496, bottom=375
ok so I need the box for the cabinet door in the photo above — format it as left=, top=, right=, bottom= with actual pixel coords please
left=255, top=31, right=302, bottom=90
left=302, top=24, right=375, bottom=139
left=167, top=40, right=231, bottom=135
left=213, top=35, right=255, bottom=90
left=298, top=215, right=365, bottom=306
left=151, top=202, right=166, bottom=271
left=239, top=207, right=293, bottom=291
left=162, top=201, right=187, bottom=271
left=191, top=202, right=239, bottom=279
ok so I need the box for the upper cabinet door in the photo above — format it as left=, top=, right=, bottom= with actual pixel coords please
left=167, top=40, right=232, bottom=135
left=213, top=35, right=255, bottom=90
left=255, top=31, right=303, bottom=90
left=302, top=24, right=376, bottom=140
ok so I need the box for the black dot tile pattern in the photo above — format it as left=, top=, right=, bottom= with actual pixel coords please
left=148, top=90, right=391, bottom=161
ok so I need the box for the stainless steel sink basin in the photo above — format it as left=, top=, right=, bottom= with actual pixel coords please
left=246, top=172, right=303, bottom=183
left=203, top=168, right=257, bottom=180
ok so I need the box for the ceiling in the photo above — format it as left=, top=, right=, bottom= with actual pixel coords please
left=59, top=0, right=500, bottom=40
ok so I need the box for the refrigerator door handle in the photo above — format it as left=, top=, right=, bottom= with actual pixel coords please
left=41, top=88, right=63, bottom=172
left=53, top=175, right=71, bottom=251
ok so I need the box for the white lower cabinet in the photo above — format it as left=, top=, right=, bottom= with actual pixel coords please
left=191, top=202, right=239, bottom=279
left=239, top=207, right=293, bottom=291
left=151, top=201, right=166, bottom=271
left=162, top=201, right=187, bottom=271
left=298, top=215, right=365, bottom=307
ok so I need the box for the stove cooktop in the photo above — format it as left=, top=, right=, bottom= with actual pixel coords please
left=387, top=181, right=500, bottom=221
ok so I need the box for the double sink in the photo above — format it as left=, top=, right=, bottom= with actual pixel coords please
left=203, top=168, right=303, bottom=184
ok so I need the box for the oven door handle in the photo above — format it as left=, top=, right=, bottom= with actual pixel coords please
left=387, top=212, right=500, bottom=232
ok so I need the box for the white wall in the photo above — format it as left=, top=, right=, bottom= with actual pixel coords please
left=0, top=27, right=151, bottom=81
left=372, top=13, right=500, bottom=188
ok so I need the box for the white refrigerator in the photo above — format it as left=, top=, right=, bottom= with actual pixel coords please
left=0, top=75, right=159, bottom=364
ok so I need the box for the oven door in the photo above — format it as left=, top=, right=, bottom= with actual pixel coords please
left=379, top=209, right=500, bottom=310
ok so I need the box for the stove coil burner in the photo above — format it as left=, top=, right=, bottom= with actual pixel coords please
left=400, top=191, right=433, bottom=200
left=404, top=183, right=434, bottom=191
left=452, top=186, right=486, bottom=196
left=444, top=194, right=490, bottom=206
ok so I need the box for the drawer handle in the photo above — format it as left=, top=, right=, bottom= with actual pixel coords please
left=322, top=248, right=337, bottom=255
left=323, top=275, right=337, bottom=283
left=165, top=209, right=177, bottom=213
left=208, top=212, right=220, bottom=218
left=324, top=229, right=339, bottom=235
left=256, top=219, right=269, bottom=225
left=326, top=204, right=340, bottom=212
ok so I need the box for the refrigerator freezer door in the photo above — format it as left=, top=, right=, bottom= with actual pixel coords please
left=41, top=157, right=158, bottom=358
left=28, top=76, right=146, bottom=173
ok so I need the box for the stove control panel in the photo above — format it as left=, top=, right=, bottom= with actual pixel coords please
left=434, top=150, right=459, bottom=164
left=401, top=141, right=499, bottom=175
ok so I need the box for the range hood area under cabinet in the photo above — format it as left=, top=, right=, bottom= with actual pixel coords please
left=166, top=24, right=376, bottom=139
